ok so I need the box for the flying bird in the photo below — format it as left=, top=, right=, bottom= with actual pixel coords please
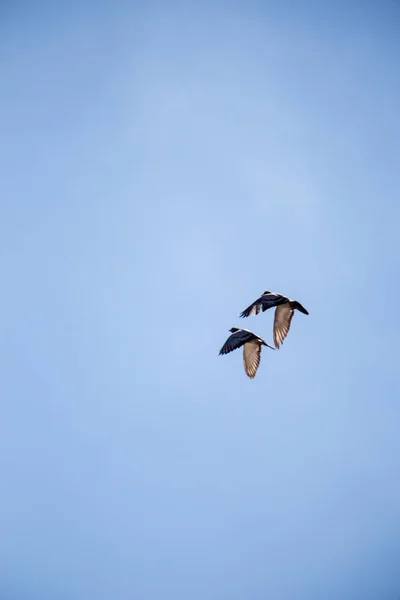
left=239, top=291, right=309, bottom=349
left=219, top=328, right=274, bottom=379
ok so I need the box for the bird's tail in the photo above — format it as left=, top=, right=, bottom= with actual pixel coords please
left=262, top=341, right=275, bottom=350
left=292, top=301, right=309, bottom=315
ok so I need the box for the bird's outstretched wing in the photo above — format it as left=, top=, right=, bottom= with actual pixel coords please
left=273, top=304, right=295, bottom=348
left=243, top=340, right=262, bottom=378
left=219, top=329, right=254, bottom=355
left=239, top=292, right=285, bottom=318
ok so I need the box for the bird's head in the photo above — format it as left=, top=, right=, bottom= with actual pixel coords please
left=229, top=327, right=240, bottom=333
left=263, top=290, right=271, bottom=295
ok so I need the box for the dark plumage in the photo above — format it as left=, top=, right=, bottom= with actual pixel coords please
left=219, top=327, right=274, bottom=378
left=239, top=291, right=309, bottom=349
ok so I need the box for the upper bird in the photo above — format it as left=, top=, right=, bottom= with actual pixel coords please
left=219, top=327, right=274, bottom=379
left=239, top=291, right=309, bottom=349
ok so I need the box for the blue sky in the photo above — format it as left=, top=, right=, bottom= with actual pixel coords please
left=1, top=2, right=400, bottom=598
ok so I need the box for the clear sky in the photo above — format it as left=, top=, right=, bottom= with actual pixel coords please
left=1, top=2, right=400, bottom=599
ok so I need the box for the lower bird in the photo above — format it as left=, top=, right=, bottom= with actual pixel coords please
left=219, top=328, right=274, bottom=379
left=239, top=291, right=309, bottom=349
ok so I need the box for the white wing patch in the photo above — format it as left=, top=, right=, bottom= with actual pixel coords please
left=273, top=304, right=294, bottom=349
left=243, top=340, right=262, bottom=378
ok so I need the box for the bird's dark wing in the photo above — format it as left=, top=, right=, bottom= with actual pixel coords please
left=243, top=340, right=262, bottom=378
left=219, top=330, right=254, bottom=355
left=273, top=304, right=295, bottom=348
left=239, top=292, right=285, bottom=318
left=239, top=296, right=264, bottom=318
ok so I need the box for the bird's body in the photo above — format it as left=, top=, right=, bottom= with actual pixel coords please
left=239, top=291, right=309, bottom=349
left=219, top=327, right=274, bottom=378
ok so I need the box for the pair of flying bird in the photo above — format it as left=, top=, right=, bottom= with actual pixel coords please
left=219, top=291, right=309, bottom=378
